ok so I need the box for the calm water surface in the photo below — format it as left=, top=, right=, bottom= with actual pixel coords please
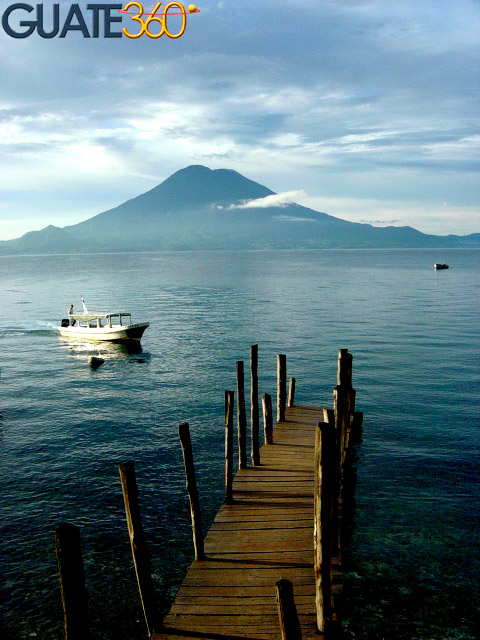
left=0, top=249, right=478, bottom=639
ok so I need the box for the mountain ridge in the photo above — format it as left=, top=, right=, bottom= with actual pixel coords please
left=1, top=165, right=478, bottom=254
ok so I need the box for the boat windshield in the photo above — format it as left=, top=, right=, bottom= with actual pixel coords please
left=108, top=314, right=132, bottom=326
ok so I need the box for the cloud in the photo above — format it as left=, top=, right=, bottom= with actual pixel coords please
left=0, top=0, right=478, bottom=238
left=295, top=195, right=480, bottom=235
left=360, top=219, right=401, bottom=225
left=273, top=215, right=317, bottom=223
left=230, top=191, right=306, bottom=209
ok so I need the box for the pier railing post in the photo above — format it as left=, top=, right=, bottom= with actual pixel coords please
left=337, top=348, right=352, bottom=387
left=314, top=422, right=335, bottom=633
left=236, top=360, right=248, bottom=469
left=225, top=390, right=234, bottom=504
left=288, top=377, right=296, bottom=408
left=118, top=461, right=158, bottom=636
left=333, top=382, right=349, bottom=556
left=178, top=423, right=205, bottom=561
left=55, top=523, right=89, bottom=640
left=323, top=408, right=334, bottom=425
left=277, top=354, right=287, bottom=423
left=335, top=349, right=349, bottom=453
left=333, top=385, right=349, bottom=475
left=350, top=410, right=364, bottom=444
left=323, top=408, right=340, bottom=556
left=250, top=345, right=260, bottom=466
left=275, top=578, right=302, bottom=640
left=337, top=349, right=356, bottom=449
left=333, top=348, right=358, bottom=554
left=262, top=392, right=273, bottom=444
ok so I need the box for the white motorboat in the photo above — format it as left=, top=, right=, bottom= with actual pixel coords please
left=58, top=297, right=149, bottom=343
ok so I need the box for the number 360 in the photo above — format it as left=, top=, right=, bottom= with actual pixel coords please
left=122, top=1, right=187, bottom=39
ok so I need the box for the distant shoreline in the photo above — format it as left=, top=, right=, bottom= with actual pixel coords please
left=1, top=245, right=480, bottom=259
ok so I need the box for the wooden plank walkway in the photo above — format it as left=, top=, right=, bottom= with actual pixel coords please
left=154, top=405, right=341, bottom=640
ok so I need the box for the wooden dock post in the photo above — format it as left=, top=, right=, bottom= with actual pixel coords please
left=225, top=390, right=234, bottom=504
left=277, top=354, right=287, bottom=422
left=55, top=523, right=89, bottom=640
left=333, top=384, right=349, bottom=469
left=337, top=348, right=351, bottom=386
left=275, top=578, right=302, bottom=640
left=338, top=348, right=356, bottom=428
left=350, top=410, right=364, bottom=444
left=236, top=360, right=248, bottom=469
left=323, top=408, right=340, bottom=556
left=262, top=392, right=273, bottom=444
left=333, top=349, right=358, bottom=554
left=250, top=345, right=260, bottom=466
left=314, top=422, right=335, bottom=634
left=179, top=423, right=205, bottom=561
left=323, top=407, right=334, bottom=425
left=334, top=349, right=356, bottom=465
left=288, top=377, right=296, bottom=408
left=333, top=383, right=349, bottom=558
left=118, top=462, right=158, bottom=637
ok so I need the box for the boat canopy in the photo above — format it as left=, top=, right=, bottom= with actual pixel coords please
left=69, top=312, right=131, bottom=321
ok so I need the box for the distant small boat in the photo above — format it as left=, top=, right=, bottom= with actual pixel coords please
left=58, top=297, right=149, bottom=343
left=434, top=263, right=449, bottom=270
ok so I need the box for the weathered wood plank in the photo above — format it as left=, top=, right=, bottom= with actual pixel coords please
left=204, top=540, right=313, bottom=554
left=162, top=614, right=317, bottom=628
left=182, top=569, right=316, bottom=587
left=205, top=528, right=312, bottom=544
left=182, top=555, right=342, bottom=571
left=232, top=470, right=313, bottom=478
left=200, top=554, right=313, bottom=565
left=214, top=510, right=313, bottom=520
left=158, top=629, right=320, bottom=638
left=174, top=586, right=318, bottom=599
left=155, top=636, right=313, bottom=640
left=210, top=520, right=312, bottom=530
left=172, top=597, right=315, bottom=607
left=231, top=482, right=314, bottom=492
left=170, top=602, right=316, bottom=615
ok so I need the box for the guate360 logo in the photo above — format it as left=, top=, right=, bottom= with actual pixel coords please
left=2, top=2, right=200, bottom=39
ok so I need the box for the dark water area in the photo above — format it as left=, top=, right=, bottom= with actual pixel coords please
left=0, top=249, right=478, bottom=639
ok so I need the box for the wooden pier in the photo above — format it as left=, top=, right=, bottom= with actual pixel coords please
left=54, top=348, right=362, bottom=640
left=157, top=405, right=335, bottom=640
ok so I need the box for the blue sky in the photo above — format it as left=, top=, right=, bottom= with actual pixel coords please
left=0, top=0, right=478, bottom=239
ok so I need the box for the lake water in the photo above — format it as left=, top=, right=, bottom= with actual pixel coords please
left=0, top=249, right=478, bottom=640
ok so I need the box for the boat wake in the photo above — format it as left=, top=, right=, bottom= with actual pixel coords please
left=0, top=322, right=58, bottom=339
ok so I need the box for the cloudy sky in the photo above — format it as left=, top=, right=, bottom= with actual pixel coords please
left=0, top=0, right=478, bottom=239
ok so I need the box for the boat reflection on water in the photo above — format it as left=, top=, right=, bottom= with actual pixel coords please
left=59, top=335, right=150, bottom=362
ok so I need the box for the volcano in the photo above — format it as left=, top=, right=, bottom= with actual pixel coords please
left=1, top=165, right=478, bottom=254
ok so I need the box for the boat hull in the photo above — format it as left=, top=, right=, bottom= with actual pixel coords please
left=58, top=322, right=149, bottom=343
